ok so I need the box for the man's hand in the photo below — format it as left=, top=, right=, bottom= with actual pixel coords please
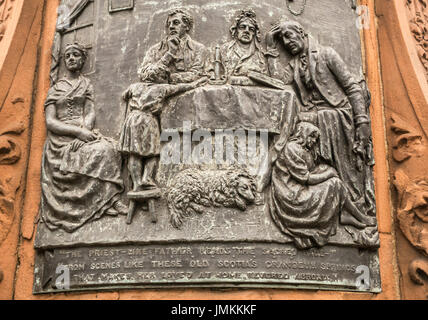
left=192, top=76, right=209, bottom=88
left=167, top=36, right=180, bottom=55
left=266, top=24, right=281, bottom=52
left=356, top=122, right=371, bottom=146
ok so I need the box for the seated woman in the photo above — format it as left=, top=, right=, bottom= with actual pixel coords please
left=269, top=122, right=375, bottom=249
left=41, top=43, right=127, bottom=233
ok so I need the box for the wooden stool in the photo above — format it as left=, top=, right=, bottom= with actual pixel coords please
left=126, top=188, right=161, bottom=224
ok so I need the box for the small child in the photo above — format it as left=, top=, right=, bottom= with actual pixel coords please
left=119, top=66, right=207, bottom=191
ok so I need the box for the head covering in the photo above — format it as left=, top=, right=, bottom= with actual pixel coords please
left=63, top=42, right=88, bottom=61
left=292, top=121, right=320, bottom=147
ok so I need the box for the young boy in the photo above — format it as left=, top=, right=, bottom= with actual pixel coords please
left=119, top=65, right=207, bottom=191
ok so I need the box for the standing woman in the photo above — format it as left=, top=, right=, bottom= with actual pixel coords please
left=41, top=43, right=127, bottom=233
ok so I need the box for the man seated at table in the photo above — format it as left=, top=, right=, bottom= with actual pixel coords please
left=209, top=9, right=268, bottom=85
left=138, top=8, right=206, bottom=84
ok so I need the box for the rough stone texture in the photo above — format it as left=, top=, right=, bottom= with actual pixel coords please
left=0, top=0, right=400, bottom=299
left=377, top=0, right=428, bottom=300
left=0, top=0, right=43, bottom=300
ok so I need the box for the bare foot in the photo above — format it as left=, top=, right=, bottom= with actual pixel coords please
left=340, top=214, right=366, bottom=229
left=105, top=208, right=119, bottom=216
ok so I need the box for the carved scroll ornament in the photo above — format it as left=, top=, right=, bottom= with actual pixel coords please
left=391, top=113, right=428, bottom=291
left=0, top=122, right=24, bottom=245
left=406, top=0, right=428, bottom=78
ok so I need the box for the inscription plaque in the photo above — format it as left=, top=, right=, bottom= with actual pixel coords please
left=35, top=243, right=380, bottom=292
left=34, top=0, right=381, bottom=294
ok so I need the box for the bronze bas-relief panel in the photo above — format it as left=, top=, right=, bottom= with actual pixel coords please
left=33, top=0, right=380, bottom=293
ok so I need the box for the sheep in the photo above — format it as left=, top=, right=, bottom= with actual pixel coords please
left=167, top=168, right=256, bottom=228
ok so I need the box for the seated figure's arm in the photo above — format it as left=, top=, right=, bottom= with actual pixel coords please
left=138, top=44, right=175, bottom=82
left=325, top=47, right=371, bottom=144
left=138, top=77, right=208, bottom=115
left=282, top=143, right=310, bottom=185
left=45, top=104, right=96, bottom=142
left=164, top=77, right=208, bottom=98
left=265, top=27, right=294, bottom=84
left=283, top=142, right=337, bottom=185
left=170, top=71, right=199, bottom=84
left=325, top=47, right=366, bottom=118
left=307, top=168, right=338, bottom=185
left=84, top=84, right=96, bottom=130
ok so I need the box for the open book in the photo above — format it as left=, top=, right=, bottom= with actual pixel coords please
left=248, top=70, right=287, bottom=90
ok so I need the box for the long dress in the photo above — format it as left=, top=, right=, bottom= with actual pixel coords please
left=269, top=140, right=351, bottom=249
left=41, top=76, right=124, bottom=232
